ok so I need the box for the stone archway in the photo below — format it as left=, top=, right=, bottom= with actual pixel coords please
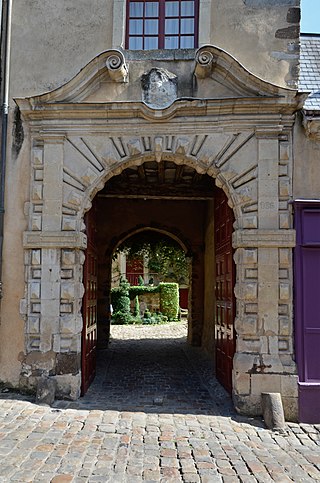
left=82, top=161, right=237, bottom=396
left=18, top=46, right=301, bottom=417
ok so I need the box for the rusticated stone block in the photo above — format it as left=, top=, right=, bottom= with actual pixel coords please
left=233, top=373, right=251, bottom=396
left=32, top=184, right=43, bottom=201
left=237, top=337, right=262, bottom=353
left=244, top=249, right=258, bottom=265
left=279, top=179, right=290, bottom=197
left=33, top=147, right=43, bottom=165
left=235, top=315, right=257, bottom=334
left=62, top=216, right=77, bottom=231
left=279, top=282, right=290, bottom=301
left=31, top=214, right=42, bottom=231
left=279, top=316, right=291, bottom=336
left=281, top=374, right=298, bottom=398
left=61, top=249, right=76, bottom=266
left=233, top=394, right=262, bottom=417
left=242, top=215, right=258, bottom=229
left=233, top=353, right=259, bottom=373
left=260, top=355, right=284, bottom=373
left=279, top=248, right=290, bottom=267
left=251, top=374, right=281, bottom=395
left=56, top=353, right=81, bottom=375
left=27, top=316, right=40, bottom=334
left=55, top=373, right=81, bottom=400
left=61, top=282, right=75, bottom=301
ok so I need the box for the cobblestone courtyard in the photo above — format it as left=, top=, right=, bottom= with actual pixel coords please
left=0, top=323, right=319, bottom=482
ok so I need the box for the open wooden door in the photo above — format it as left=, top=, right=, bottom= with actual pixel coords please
left=81, top=203, right=98, bottom=395
left=214, top=190, right=236, bottom=394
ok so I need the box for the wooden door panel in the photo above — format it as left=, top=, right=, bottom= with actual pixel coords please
left=214, top=192, right=236, bottom=394
left=81, top=205, right=98, bottom=395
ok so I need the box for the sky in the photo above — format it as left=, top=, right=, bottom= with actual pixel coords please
left=301, top=0, right=320, bottom=33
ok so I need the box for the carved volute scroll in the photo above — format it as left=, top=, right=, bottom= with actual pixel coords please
left=105, top=50, right=128, bottom=83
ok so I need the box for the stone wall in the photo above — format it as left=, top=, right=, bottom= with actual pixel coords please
left=0, top=40, right=303, bottom=419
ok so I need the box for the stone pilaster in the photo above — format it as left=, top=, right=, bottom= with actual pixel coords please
left=21, top=138, right=85, bottom=399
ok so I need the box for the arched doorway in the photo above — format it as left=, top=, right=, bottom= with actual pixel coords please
left=82, top=160, right=236, bottom=396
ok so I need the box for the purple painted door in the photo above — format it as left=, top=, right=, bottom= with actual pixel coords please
left=294, top=202, right=320, bottom=423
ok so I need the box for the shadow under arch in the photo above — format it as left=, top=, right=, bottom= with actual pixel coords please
left=80, top=152, right=241, bottom=232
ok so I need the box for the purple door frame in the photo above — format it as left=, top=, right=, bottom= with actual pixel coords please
left=294, top=200, right=320, bottom=423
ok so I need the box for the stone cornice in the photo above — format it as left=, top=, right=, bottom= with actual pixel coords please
left=23, top=231, right=87, bottom=249
left=16, top=98, right=301, bottom=124
left=233, top=230, right=296, bottom=248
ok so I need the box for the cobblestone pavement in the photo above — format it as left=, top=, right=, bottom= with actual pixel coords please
left=0, top=323, right=320, bottom=482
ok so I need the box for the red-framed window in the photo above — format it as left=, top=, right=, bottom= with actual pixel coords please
left=125, top=0, right=199, bottom=50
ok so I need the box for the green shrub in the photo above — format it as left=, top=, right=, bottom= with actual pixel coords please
left=112, top=311, right=133, bottom=325
left=159, top=282, right=179, bottom=321
left=133, top=295, right=140, bottom=317
left=128, top=285, right=159, bottom=299
left=111, top=279, right=132, bottom=324
left=111, top=279, right=131, bottom=312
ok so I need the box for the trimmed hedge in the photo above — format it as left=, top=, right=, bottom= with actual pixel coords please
left=128, top=285, right=159, bottom=299
left=159, top=282, right=179, bottom=321
left=111, top=281, right=180, bottom=323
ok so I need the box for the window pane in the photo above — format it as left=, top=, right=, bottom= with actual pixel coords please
left=165, top=1, right=179, bottom=17
left=145, top=37, right=158, bottom=49
left=181, top=18, right=194, bottom=34
left=145, top=2, right=159, bottom=17
left=129, top=37, right=143, bottom=49
left=145, top=19, right=158, bottom=34
left=165, top=36, right=179, bottom=49
left=130, top=2, right=144, bottom=17
left=129, top=19, right=143, bottom=34
left=181, top=1, right=194, bottom=16
left=165, top=19, right=179, bottom=34
left=180, top=36, right=194, bottom=48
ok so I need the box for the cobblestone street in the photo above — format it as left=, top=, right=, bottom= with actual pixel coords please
left=0, top=323, right=319, bottom=482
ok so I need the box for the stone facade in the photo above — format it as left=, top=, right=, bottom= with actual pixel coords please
left=1, top=0, right=319, bottom=422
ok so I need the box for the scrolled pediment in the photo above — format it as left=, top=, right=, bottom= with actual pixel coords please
left=194, top=45, right=298, bottom=99
left=20, top=50, right=128, bottom=105
left=15, top=45, right=307, bottom=119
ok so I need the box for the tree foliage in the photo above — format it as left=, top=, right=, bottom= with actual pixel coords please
left=114, top=231, right=189, bottom=283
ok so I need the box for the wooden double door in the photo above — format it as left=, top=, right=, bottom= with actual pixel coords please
left=81, top=204, right=98, bottom=395
left=214, top=191, right=236, bottom=394
left=81, top=191, right=236, bottom=396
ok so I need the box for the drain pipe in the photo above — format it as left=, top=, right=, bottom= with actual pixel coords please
left=0, top=0, right=13, bottom=298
